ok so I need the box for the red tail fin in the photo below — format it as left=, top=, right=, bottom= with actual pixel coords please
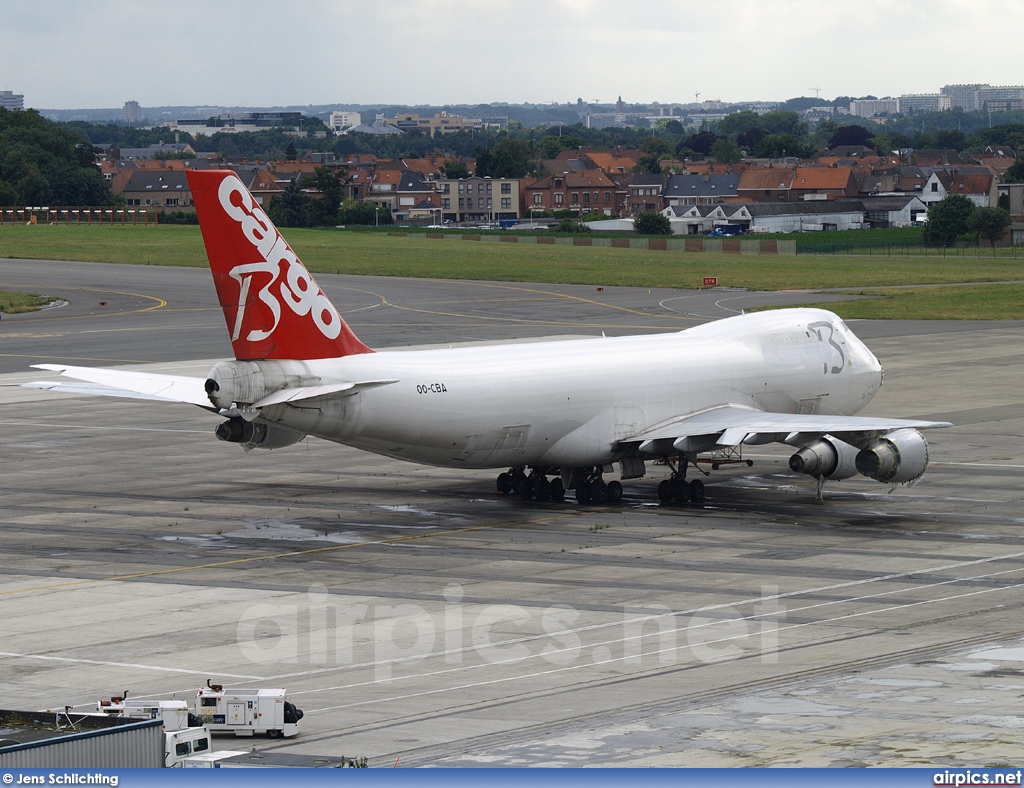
left=187, top=169, right=372, bottom=360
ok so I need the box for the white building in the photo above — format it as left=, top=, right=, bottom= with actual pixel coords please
left=123, top=101, right=142, bottom=123
left=0, top=90, right=24, bottom=110
left=329, top=111, right=361, bottom=132
left=849, top=98, right=898, bottom=118
left=897, top=93, right=951, bottom=114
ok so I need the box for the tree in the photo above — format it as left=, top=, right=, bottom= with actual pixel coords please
left=1002, top=159, right=1024, bottom=184
left=633, top=211, right=671, bottom=235
left=555, top=217, right=591, bottom=233
left=634, top=154, right=662, bottom=174
left=711, top=139, right=742, bottom=164
left=476, top=137, right=532, bottom=178
left=827, top=124, right=874, bottom=149
left=759, top=110, right=804, bottom=137
left=753, top=134, right=811, bottom=159
left=970, top=206, right=1012, bottom=247
left=0, top=108, right=115, bottom=206
left=736, top=127, right=767, bottom=151
left=304, top=166, right=345, bottom=226
left=935, top=129, right=967, bottom=151
left=678, top=131, right=717, bottom=157
left=639, top=136, right=672, bottom=156
left=923, top=194, right=977, bottom=244
left=538, top=135, right=563, bottom=159
left=440, top=160, right=469, bottom=179
left=716, top=110, right=763, bottom=138
left=267, top=180, right=309, bottom=228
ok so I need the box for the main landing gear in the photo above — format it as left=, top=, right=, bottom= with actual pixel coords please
left=495, top=466, right=623, bottom=505
left=573, top=469, right=622, bottom=505
left=496, top=467, right=566, bottom=503
left=656, top=457, right=706, bottom=505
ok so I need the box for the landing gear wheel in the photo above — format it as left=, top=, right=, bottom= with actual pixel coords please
left=689, top=478, right=705, bottom=502
left=517, top=477, right=535, bottom=501
left=590, top=480, right=608, bottom=504
left=549, top=478, right=565, bottom=502
left=496, top=472, right=512, bottom=494
left=575, top=483, right=591, bottom=504
left=657, top=479, right=673, bottom=503
left=606, top=480, right=623, bottom=504
left=672, top=478, right=692, bottom=503
left=534, top=476, right=552, bottom=502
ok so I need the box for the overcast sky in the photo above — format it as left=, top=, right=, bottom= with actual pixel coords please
left=3, top=0, right=1021, bottom=110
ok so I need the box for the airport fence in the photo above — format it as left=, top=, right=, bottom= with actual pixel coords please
left=388, top=231, right=799, bottom=256
left=1, top=206, right=158, bottom=225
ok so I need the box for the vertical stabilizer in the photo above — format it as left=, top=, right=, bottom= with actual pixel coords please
left=187, top=169, right=372, bottom=360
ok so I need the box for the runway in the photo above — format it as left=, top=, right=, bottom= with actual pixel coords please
left=1, top=259, right=1023, bottom=767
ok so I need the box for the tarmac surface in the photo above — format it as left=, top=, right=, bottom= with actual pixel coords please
left=1, top=259, right=1023, bottom=767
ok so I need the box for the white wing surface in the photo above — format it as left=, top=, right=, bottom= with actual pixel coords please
left=627, top=404, right=952, bottom=448
left=27, top=364, right=211, bottom=407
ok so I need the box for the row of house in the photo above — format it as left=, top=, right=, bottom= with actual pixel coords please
left=99, top=142, right=1019, bottom=238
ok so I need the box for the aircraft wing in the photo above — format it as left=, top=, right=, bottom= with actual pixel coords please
left=27, top=364, right=211, bottom=407
left=626, top=404, right=952, bottom=449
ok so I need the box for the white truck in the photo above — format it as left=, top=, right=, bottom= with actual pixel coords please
left=95, top=696, right=212, bottom=768
left=196, top=681, right=303, bottom=738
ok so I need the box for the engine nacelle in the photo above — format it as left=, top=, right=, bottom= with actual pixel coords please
left=788, top=436, right=860, bottom=480
left=216, top=418, right=305, bottom=451
left=205, top=359, right=317, bottom=410
left=855, top=428, right=929, bottom=484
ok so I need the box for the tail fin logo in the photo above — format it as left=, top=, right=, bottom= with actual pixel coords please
left=218, top=175, right=342, bottom=343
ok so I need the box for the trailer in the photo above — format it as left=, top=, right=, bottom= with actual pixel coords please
left=196, top=682, right=303, bottom=738
left=95, top=695, right=212, bottom=767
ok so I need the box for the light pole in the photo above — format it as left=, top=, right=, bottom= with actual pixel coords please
left=375, top=203, right=379, bottom=227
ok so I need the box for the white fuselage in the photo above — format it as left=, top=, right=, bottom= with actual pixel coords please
left=250, top=309, right=883, bottom=470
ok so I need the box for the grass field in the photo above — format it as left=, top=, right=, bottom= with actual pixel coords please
left=0, top=289, right=51, bottom=314
left=1, top=224, right=1022, bottom=319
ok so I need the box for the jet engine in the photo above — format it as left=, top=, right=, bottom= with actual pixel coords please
left=788, top=436, right=860, bottom=480
left=216, top=417, right=305, bottom=451
left=204, top=359, right=317, bottom=410
left=855, top=428, right=930, bottom=484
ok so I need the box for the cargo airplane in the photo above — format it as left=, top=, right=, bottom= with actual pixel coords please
left=28, top=170, right=951, bottom=504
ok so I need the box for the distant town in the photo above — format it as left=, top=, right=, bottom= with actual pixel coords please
left=2, top=83, right=1023, bottom=244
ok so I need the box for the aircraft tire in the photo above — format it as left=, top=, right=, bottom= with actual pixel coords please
left=689, top=479, right=705, bottom=501
left=575, top=484, right=591, bottom=504
left=496, top=472, right=512, bottom=494
left=657, top=479, right=673, bottom=502
left=606, top=480, right=623, bottom=504
left=590, top=480, right=608, bottom=504
left=534, top=477, right=552, bottom=501
left=673, top=479, right=692, bottom=503
left=549, top=478, right=565, bottom=502
left=517, top=477, right=535, bottom=501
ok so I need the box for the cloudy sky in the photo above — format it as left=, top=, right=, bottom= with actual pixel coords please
left=3, top=0, right=1021, bottom=109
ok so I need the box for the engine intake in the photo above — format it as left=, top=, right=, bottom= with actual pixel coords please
left=855, top=428, right=929, bottom=484
left=216, top=418, right=305, bottom=451
left=788, top=436, right=860, bottom=480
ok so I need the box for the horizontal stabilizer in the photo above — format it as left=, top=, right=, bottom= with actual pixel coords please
left=28, top=364, right=210, bottom=407
left=251, top=379, right=399, bottom=408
